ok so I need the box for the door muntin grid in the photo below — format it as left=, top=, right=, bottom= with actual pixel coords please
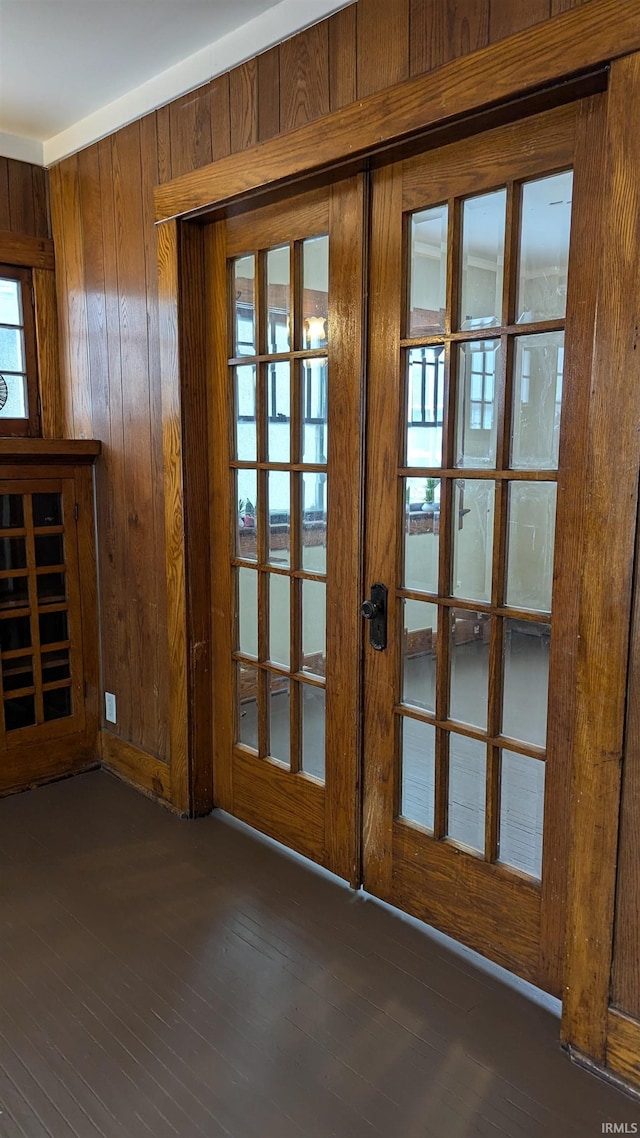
left=397, top=170, right=573, bottom=879
left=0, top=487, right=75, bottom=734
left=230, top=236, right=328, bottom=781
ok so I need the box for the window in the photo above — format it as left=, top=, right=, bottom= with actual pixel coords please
left=0, top=266, right=40, bottom=436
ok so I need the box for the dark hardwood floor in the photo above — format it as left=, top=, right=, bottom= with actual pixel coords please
left=0, top=770, right=637, bottom=1138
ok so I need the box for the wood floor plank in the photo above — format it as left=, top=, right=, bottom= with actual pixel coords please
left=0, top=771, right=638, bottom=1138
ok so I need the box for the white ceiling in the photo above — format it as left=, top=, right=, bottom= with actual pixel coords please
left=0, top=0, right=351, bottom=166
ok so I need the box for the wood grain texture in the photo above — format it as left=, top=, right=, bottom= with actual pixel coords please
left=74, top=463, right=100, bottom=754
left=101, top=730, right=171, bottom=805
left=356, top=0, right=410, bottom=97
left=33, top=269, right=64, bottom=439
left=611, top=506, right=640, bottom=1017
left=157, top=219, right=189, bottom=814
left=539, top=94, right=604, bottom=996
left=0, top=230, right=54, bottom=270
left=229, top=59, right=258, bottom=152
left=208, top=73, right=232, bottom=160
left=410, top=0, right=489, bottom=75
left=169, top=86, right=213, bottom=178
left=552, top=0, right=588, bottom=10
left=0, top=158, right=10, bottom=230
left=562, top=53, right=640, bottom=1062
left=606, top=1010, right=640, bottom=1090
left=328, top=4, right=356, bottom=111
left=489, top=0, right=551, bottom=42
left=155, top=0, right=640, bottom=222
left=0, top=439, right=99, bottom=460
left=279, top=21, right=330, bottom=132
left=232, top=751, right=326, bottom=865
left=7, top=159, right=35, bottom=237
left=257, top=47, right=280, bottom=142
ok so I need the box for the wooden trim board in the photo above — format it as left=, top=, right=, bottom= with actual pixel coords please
left=101, top=731, right=172, bottom=806
left=154, top=0, right=640, bottom=222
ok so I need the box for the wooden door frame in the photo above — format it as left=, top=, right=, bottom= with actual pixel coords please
left=156, top=4, right=640, bottom=1074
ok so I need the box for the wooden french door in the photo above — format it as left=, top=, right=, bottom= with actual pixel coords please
left=208, top=98, right=594, bottom=994
left=363, top=101, right=588, bottom=995
left=208, top=176, right=365, bottom=883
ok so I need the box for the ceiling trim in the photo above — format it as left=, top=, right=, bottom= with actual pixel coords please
left=38, top=0, right=352, bottom=169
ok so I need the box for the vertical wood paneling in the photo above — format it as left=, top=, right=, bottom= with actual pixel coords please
left=257, top=48, right=280, bottom=142
left=49, top=156, right=91, bottom=438
left=0, top=158, right=10, bottom=230
left=111, top=121, right=158, bottom=757
left=156, top=105, right=172, bottom=183
left=410, top=0, right=489, bottom=75
left=489, top=0, right=551, bottom=43
left=279, top=22, right=330, bottom=132
left=229, top=60, right=258, bottom=152
left=97, top=134, right=131, bottom=749
left=552, top=0, right=587, bottom=11
left=356, top=0, right=410, bottom=98
left=169, top=87, right=213, bottom=178
left=31, top=166, right=49, bottom=238
left=32, top=268, right=64, bottom=439
left=139, top=110, right=170, bottom=763
left=208, top=73, right=232, bottom=160
left=7, top=160, right=35, bottom=236
left=328, top=5, right=357, bottom=110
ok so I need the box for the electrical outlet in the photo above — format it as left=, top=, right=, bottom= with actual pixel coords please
left=105, top=692, right=117, bottom=723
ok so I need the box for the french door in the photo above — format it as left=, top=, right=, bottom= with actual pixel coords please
left=208, top=100, right=592, bottom=993
left=208, top=176, right=365, bottom=884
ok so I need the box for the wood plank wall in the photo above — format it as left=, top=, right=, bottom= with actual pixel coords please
left=48, top=0, right=588, bottom=767
left=0, top=157, right=49, bottom=238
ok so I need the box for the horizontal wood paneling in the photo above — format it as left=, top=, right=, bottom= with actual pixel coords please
left=49, top=0, right=598, bottom=788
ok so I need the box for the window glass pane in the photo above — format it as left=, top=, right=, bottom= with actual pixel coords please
left=43, top=686, right=72, bottom=722
left=499, top=750, right=545, bottom=879
left=302, top=683, right=325, bottom=781
left=234, top=365, right=256, bottom=461
left=37, top=572, right=66, bottom=605
left=236, top=662, right=258, bottom=749
left=511, top=333, right=563, bottom=470
left=406, top=347, right=445, bottom=466
left=269, top=674, right=290, bottom=766
left=4, top=693, right=36, bottom=731
left=456, top=340, right=500, bottom=467
left=449, top=611, right=490, bottom=730
left=302, top=358, right=328, bottom=464
left=448, top=733, right=486, bottom=852
left=409, top=205, right=448, bottom=336
left=0, top=376, right=28, bottom=419
left=0, top=278, right=21, bottom=326
left=400, top=717, right=435, bottom=830
left=236, top=469, right=257, bottom=561
left=402, top=600, right=437, bottom=713
left=403, top=478, right=440, bottom=594
left=268, top=471, right=290, bottom=568
left=237, top=568, right=258, bottom=657
left=502, top=619, right=550, bottom=748
left=32, top=493, right=62, bottom=528
left=266, top=245, right=290, bottom=353
left=302, top=471, right=327, bottom=574
left=302, top=580, right=326, bottom=677
left=41, top=648, right=70, bottom=684
left=0, top=615, right=31, bottom=651
left=459, top=190, right=506, bottom=331
left=233, top=256, right=255, bottom=357
left=0, top=327, right=24, bottom=372
left=0, top=495, right=24, bottom=528
left=302, top=236, right=328, bottom=350
left=267, top=361, right=290, bottom=463
left=39, top=610, right=68, bottom=646
left=269, top=574, right=290, bottom=669
left=0, top=537, right=26, bottom=571
left=2, top=654, right=32, bottom=692
left=452, top=480, right=495, bottom=604
left=0, top=575, right=29, bottom=609
left=517, top=171, right=573, bottom=323
left=505, top=482, right=556, bottom=613
left=35, top=534, right=64, bottom=568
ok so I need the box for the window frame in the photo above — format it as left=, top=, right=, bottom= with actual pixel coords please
left=0, top=264, right=40, bottom=438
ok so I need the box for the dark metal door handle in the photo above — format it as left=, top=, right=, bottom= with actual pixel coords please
left=361, top=583, right=387, bottom=650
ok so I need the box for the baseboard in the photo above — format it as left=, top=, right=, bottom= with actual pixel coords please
left=100, top=730, right=174, bottom=809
